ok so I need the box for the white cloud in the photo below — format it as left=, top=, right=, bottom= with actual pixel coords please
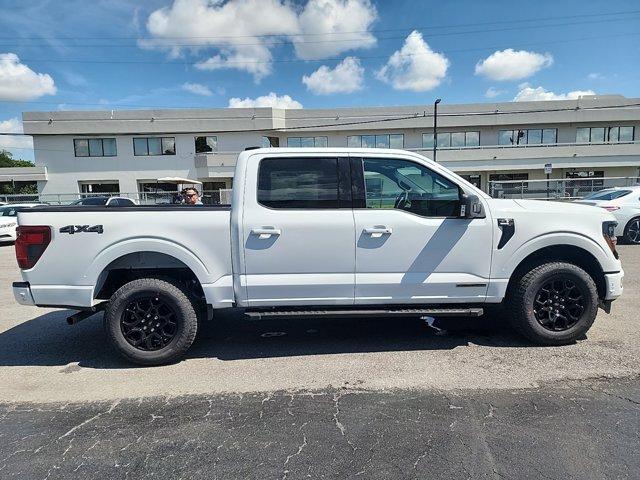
left=0, top=118, right=33, bottom=151
left=228, top=92, right=303, bottom=109
left=475, top=49, right=553, bottom=81
left=375, top=31, right=449, bottom=92
left=142, top=0, right=378, bottom=81
left=513, top=84, right=596, bottom=102
left=0, top=53, right=56, bottom=101
left=302, top=56, right=364, bottom=94
left=182, top=82, right=213, bottom=96
left=143, top=0, right=299, bottom=82
left=588, top=72, right=605, bottom=80
left=485, top=87, right=507, bottom=98
left=293, top=0, right=377, bottom=60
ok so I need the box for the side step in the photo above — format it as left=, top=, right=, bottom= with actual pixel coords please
left=245, top=307, right=483, bottom=320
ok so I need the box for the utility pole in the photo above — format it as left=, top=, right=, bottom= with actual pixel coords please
left=433, top=98, right=441, bottom=162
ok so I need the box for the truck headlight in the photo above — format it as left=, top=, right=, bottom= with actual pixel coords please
left=602, top=221, right=618, bottom=259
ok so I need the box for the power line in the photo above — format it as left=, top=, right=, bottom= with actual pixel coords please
left=4, top=14, right=640, bottom=49
left=2, top=101, right=640, bottom=146
left=2, top=9, right=638, bottom=41
left=14, top=30, right=640, bottom=67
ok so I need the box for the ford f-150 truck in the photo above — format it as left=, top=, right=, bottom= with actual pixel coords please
left=13, top=148, right=623, bottom=365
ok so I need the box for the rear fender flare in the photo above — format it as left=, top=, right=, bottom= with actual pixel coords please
left=85, top=238, right=212, bottom=290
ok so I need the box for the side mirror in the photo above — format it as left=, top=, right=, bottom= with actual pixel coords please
left=459, top=193, right=485, bottom=219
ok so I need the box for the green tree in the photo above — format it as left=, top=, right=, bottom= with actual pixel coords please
left=0, top=150, right=34, bottom=168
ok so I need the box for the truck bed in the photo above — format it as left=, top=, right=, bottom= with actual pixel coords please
left=16, top=205, right=234, bottom=308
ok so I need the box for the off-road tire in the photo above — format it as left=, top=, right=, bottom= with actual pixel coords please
left=104, top=277, right=199, bottom=366
left=507, top=262, right=598, bottom=345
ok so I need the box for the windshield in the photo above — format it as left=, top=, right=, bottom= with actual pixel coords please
left=71, top=197, right=109, bottom=205
left=583, top=189, right=632, bottom=201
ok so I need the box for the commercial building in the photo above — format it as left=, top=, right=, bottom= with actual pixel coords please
left=20, top=95, right=640, bottom=200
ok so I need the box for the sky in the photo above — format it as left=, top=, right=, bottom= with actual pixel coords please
left=0, top=0, right=639, bottom=160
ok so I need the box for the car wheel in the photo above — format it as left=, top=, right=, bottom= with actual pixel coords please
left=623, top=217, right=640, bottom=245
left=507, top=262, right=598, bottom=345
left=104, top=277, right=199, bottom=366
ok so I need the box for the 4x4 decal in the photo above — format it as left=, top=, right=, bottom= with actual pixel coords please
left=59, top=225, right=104, bottom=234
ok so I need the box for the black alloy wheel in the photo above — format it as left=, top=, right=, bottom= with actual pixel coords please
left=121, top=295, right=179, bottom=351
left=533, top=277, right=586, bottom=332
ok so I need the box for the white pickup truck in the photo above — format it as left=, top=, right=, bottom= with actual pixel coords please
left=13, top=148, right=623, bottom=365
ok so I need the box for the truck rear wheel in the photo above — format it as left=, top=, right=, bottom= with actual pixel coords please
left=507, top=262, right=598, bottom=345
left=104, top=277, right=199, bottom=366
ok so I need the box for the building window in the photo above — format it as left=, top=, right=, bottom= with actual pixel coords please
left=347, top=134, right=404, bottom=149
left=286, top=136, right=328, bottom=147
left=423, top=131, right=480, bottom=148
left=74, top=138, right=117, bottom=157
left=461, top=174, right=481, bottom=189
left=133, top=137, right=175, bottom=156
left=261, top=136, right=280, bottom=148
left=576, top=126, right=634, bottom=143
left=78, top=181, right=119, bottom=194
left=195, top=136, right=218, bottom=153
left=498, top=129, right=558, bottom=146
left=257, top=157, right=339, bottom=209
left=489, top=173, right=529, bottom=182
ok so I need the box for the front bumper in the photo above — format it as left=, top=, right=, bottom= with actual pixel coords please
left=13, top=281, right=36, bottom=306
left=604, top=270, right=624, bottom=300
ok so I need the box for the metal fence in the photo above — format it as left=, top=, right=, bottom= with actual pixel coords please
left=488, top=177, right=640, bottom=200
left=0, top=189, right=233, bottom=206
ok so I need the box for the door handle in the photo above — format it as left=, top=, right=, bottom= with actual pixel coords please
left=364, top=226, right=392, bottom=237
left=251, top=227, right=281, bottom=239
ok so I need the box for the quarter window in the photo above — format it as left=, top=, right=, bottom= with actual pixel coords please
left=133, top=137, right=176, bottom=156
left=286, top=136, right=328, bottom=147
left=74, top=138, right=117, bottom=157
left=362, top=158, right=461, bottom=217
left=257, top=158, right=339, bottom=209
left=195, top=136, right=218, bottom=153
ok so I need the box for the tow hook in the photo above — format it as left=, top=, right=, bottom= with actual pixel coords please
left=67, top=301, right=108, bottom=325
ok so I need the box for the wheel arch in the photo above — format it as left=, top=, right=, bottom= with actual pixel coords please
left=505, top=244, right=606, bottom=300
left=87, top=239, right=211, bottom=301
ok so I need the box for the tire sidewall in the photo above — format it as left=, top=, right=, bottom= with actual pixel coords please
left=624, top=217, right=640, bottom=245
left=517, top=264, right=598, bottom=343
left=104, top=278, right=198, bottom=365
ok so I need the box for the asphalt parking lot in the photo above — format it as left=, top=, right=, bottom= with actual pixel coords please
left=0, top=243, right=638, bottom=478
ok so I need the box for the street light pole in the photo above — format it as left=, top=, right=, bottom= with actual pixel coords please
left=433, top=98, right=441, bottom=162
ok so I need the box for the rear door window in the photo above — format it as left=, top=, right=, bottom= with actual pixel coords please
left=257, top=158, right=340, bottom=209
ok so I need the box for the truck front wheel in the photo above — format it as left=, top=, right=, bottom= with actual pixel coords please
left=507, top=262, right=599, bottom=345
left=104, top=277, right=199, bottom=365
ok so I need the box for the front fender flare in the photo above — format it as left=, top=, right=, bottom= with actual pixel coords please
left=498, top=232, right=612, bottom=279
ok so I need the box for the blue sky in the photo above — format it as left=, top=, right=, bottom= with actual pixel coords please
left=0, top=0, right=639, bottom=160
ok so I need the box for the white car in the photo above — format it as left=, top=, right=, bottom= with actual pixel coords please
left=69, top=196, right=137, bottom=206
left=0, top=203, right=48, bottom=242
left=575, top=186, right=640, bottom=244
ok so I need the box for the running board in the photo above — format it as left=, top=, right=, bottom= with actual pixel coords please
left=245, top=307, right=483, bottom=320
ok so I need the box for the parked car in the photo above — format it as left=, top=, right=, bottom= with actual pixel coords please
left=70, top=196, right=136, bottom=206
left=13, top=148, right=623, bottom=365
left=0, top=203, right=48, bottom=243
left=574, top=186, right=640, bottom=244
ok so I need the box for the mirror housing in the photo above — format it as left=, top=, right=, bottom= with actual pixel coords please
left=459, top=193, right=486, bottom=219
